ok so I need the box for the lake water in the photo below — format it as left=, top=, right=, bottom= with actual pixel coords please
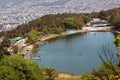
left=33, top=32, right=117, bottom=74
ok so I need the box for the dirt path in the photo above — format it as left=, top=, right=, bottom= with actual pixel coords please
left=55, top=73, right=81, bottom=80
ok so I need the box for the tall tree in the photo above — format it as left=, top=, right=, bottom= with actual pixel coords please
left=98, top=10, right=107, bottom=20
left=112, top=13, right=120, bottom=30
left=27, top=29, right=39, bottom=43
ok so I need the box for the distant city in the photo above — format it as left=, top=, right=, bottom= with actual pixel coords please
left=0, top=0, right=120, bottom=31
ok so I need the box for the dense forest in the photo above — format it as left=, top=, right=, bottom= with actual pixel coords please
left=0, top=8, right=120, bottom=80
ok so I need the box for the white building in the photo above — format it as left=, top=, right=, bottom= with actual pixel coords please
left=90, top=18, right=109, bottom=27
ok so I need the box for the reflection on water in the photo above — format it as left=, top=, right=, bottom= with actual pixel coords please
left=34, top=32, right=117, bottom=74
left=90, top=32, right=97, bottom=35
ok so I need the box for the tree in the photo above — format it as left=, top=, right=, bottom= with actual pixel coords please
left=63, top=17, right=75, bottom=29
left=112, top=13, right=120, bottom=30
left=0, top=66, right=19, bottom=80
left=84, top=43, right=120, bottom=80
left=0, top=38, right=10, bottom=56
left=98, top=10, right=107, bottom=20
left=88, top=43, right=120, bottom=79
left=114, top=34, right=120, bottom=63
left=52, top=27, right=64, bottom=34
left=74, top=17, right=84, bottom=29
left=0, top=55, right=45, bottom=80
left=42, top=26, right=50, bottom=34
left=94, top=61, right=116, bottom=77
left=45, top=67, right=58, bottom=80
left=114, top=34, right=120, bottom=48
left=63, top=17, right=84, bottom=29
left=83, top=15, right=91, bottom=23
left=27, top=29, right=39, bottom=43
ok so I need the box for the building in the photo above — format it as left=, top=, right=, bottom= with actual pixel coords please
left=8, top=37, right=27, bottom=54
left=10, top=37, right=23, bottom=44
left=90, top=18, right=109, bottom=27
left=8, top=37, right=33, bottom=58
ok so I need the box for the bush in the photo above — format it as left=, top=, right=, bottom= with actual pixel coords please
left=0, top=55, right=45, bottom=80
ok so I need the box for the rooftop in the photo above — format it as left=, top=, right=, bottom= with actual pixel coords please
left=10, top=37, right=22, bottom=44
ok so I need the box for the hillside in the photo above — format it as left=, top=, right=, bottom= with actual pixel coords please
left=0, top=0, right=120, bottom=30
left=0, top=3, right=120, bottom=79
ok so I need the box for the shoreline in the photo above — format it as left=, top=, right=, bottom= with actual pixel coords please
left=55, top=72, right=81, bottom=80
left=31, top=27, right=112, bottom=58
left=34, top=29, right=88, bottom=45
left=113, top=31, right=120, bottom=34
left=37, top=27, right=112, bottom=43
left=31, top=27, right=113, bottom=77
left=33, top=27, right=112, bottom=51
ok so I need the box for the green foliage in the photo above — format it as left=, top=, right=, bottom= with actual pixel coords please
left=0, top=38, right=10, bottom=56
left=81, top=41, right=120, bottom=79
left=83, top=15, right=91, bottom=23
left=0, top=66, right=19, bottom=80
left=112, top=13, right=120, bottom=29
left=114, top=34, right=120, bottom=48
left=74, top=18, right=84, bottom=29
left=98, top=10, right=107, bottom=20
left=63, top=17, right=75, bottom=28
left=82, top=62, right=120, bottom=80
left=117, top=53, right=120, bottom=57
left=32, top=45, right=39, bottom=53
left=0, top=55, right=45, bottom=80
left=63, top=17, right=84, bottom=29
left=109, top=74, right=120, bottom=80
left=51, top=27, right=64, bottom=34
left=45, top=67, right=58, bottom=80
left=42, top=26, right=64, bottom=34
left=93, top=62, right=115, bottom=76
left=0, top=45, right=9, bottom=58
left=27, top=29, right=39, bottom=43
left=42, top=26, right=50, bottom=34
left=81, top=73, right=91, bottom=80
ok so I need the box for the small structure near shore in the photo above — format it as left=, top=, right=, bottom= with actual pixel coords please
left=66, top=29, right=76, bottom=35
left=8, top=37, right=26, bottom=54
left=85, top=18, right=112, bottom=31
left=90, top=18, right=110, bottom=27
left=7, top=37, right=33, bottom=58
left=10, top=37, right=23, bottom=44
left=31, top=56, right=41, bottom=60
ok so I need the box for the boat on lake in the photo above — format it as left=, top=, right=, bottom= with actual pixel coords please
left=31, top=56, right=41, bottom=60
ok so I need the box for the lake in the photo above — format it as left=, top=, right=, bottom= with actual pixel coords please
left=33, top=32, right=117, bottom=74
